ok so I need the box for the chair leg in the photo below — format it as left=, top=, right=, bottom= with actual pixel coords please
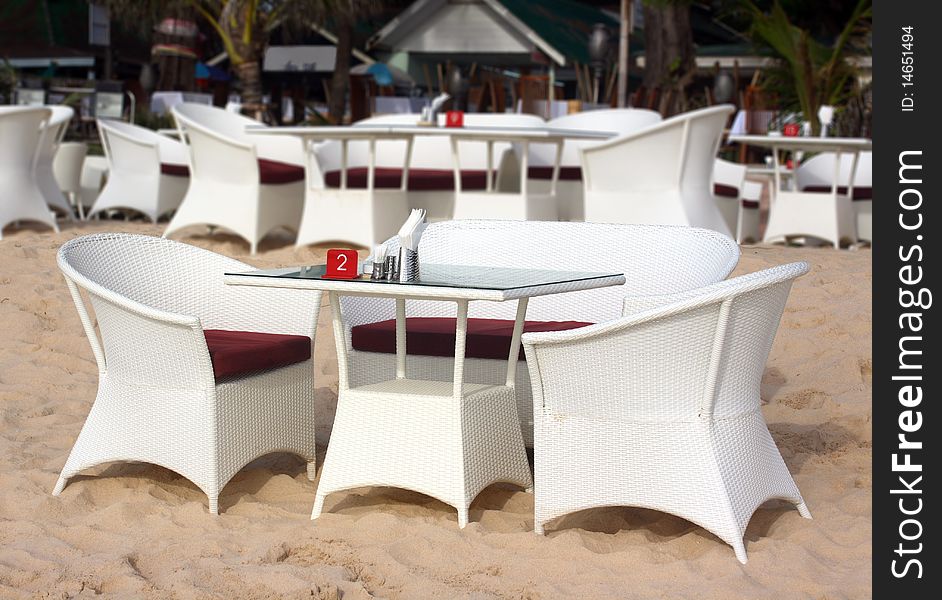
left=311, top=493, right=326, bottom=520
left=306, top=460, right=317, bottom=482
left=733, top=539, right=748, bottom=564
left=796, top=501, right=812, bottom=519
left=457, top=505, right=469, bottom=529
left=52, top=474, right=68, bottom=496
left=208, top=494, right=219, bottom=515
left=534, top=520, right=545, bottom=535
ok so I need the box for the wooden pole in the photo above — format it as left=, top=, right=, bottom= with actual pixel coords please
left=617, top=0, right=631, bottom=107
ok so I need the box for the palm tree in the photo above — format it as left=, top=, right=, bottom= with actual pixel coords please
left=101, top=0, right=373, bottom=120
left=743, top=0, right=872, bottom=135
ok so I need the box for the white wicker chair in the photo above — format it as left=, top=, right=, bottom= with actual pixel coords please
left=528, top=109, right=663, bottom=221
left=36, top=105, right=77, bottom=219
left=89, top=119, right=190, bottom=222
left=165, top=103, right=305, bottom=254
left=54, top=234, right=322, bottom=514
left=580, top=105, right=735, bottom=236
left=53, top=141, right=88, bottom=219
left=341, top=220, right=740, bottom=446
left=0, top=106, right=59, bottom=239
left=795, top=151, right=872, bottom=243
left=523, top=261, right=812, bottom=563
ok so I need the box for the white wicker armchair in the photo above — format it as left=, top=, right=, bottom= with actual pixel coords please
left=54, top=234, right=322, bottom=514
left=340, top=220, right=741, bottom=446
left=523, top=261, right=812, bottom=563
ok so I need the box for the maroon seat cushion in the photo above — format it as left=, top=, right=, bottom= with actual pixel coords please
left=203, top=329, right=311, bottom=380
left=741, top=199, right=760, bottom=209
left=713, top=183, right=739, bottom=198
left=258, top=158, right=306, bottom=185
left=324, top=167, right=488, bottom=191
left=351, top=317, right=593, bottom=361
left=801, top=185, right=873, bottom=200
left=160, top=162, right=190, bottom=177
left=527, top=166, right=584, bottom=181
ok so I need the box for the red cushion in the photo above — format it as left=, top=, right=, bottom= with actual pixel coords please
left=351, top=317, right=593, bottom=361
left=741, top=199, right=760, bottom=209
left=258, top=158, right=305, bottom=184
left=527, top=166, right=584, bottom=181
left=324, top=167, right=488, bottom=191
left=204, top=329, right=311, bottom=380
left=160, top=162, right=190, bottom=177
left=801, top=185, right=872, bottom=200
left=713, top=183, right=739, bottom=198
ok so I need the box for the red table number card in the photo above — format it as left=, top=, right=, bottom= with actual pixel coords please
left=325, top=249, right=359, bottom=279
left=445, top=110, right=464, bottom=128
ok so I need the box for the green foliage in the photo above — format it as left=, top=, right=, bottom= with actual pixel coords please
left=743, top=0, right=871, bottom=135
left=0, top=59, right=17, bottom=104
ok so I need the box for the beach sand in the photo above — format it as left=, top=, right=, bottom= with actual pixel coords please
left=0, top=221, right=871, bottom=599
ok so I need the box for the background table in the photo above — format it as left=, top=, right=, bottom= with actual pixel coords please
left=225, top=263, right=625, bottom=526
left=729, top=135, right=872, bottom=247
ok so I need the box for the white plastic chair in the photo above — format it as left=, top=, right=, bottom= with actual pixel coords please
left=54, top=233, right=322, bottom=514
left=89, top=120, right=190, bottom=222
left=738, top=180, right=763, bottom=244
left=580, top=105, right=736, bottom=237
left=523, top=261, right=812, bottom=563
left=35, top=106, right=77, bottom=219
left=795, top=151, right=872, bottom=243
left=340, top=220, right=740, bottom=446
left=165, top=103, right=305, bottom=254
left=0, top=106, right=59, bottom=239
left=528, top=109, right=663, bottom=221
left=53, top=142, right=88, bottom=219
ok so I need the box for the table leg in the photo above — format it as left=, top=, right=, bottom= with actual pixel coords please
left=450, top=136, right=462, bottom=193
left=396, top=298, right=407, bottom=379
left=505, top=297, right=529, bottom=388
left=340, top=139, right=349, bottom=190
left=453, top=300, right=469, bottom=399
left=519, top=140, right=529, bottom=197
left=550, top=141, right=563, bottom=197
left=486, top=140, right=494, bottom=192
left=329, top=292, right=349, bottom=391
left=367, top=138, right=376, bottom=191
left=401, top=137, right=414, bottom=191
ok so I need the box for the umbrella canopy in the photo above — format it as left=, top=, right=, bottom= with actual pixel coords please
left=350, top=62, right=414, bottom=86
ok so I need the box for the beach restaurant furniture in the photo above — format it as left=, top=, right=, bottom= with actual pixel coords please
left=712, top=158, right=764, bottom=244
left=53, top=142, right=89, bottom=219
left=0, top=106, right=60, bottom=239
left=336, top=220, right=740, bottom=447
left=252, top=125, right=416, bottom=249
left=527, top=108, right=663, bottom=222
left=796, top=151, right=873, bottom=243
left=580, top=105, right=736, bottom=237
left=225, top=257, right=626, bottom=528
left=524, top=261, right=813, bottom=563
left=54, top=234, right=322, bottom=514
left=88, top=120, right=190, bottom=222
left=354, top=112, right=545, bottom=221
left=36, top=105, right=78, bottom=220
left=729, top=134, right=872, bottom=247
left=165, top=103, right=306, bottom=254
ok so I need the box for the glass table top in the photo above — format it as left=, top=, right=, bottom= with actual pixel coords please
left=226, top=263, right=622, bottom=291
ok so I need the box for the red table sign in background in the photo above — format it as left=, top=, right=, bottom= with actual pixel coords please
left=325, top=249, right=359, bottom=279
left=445, top=110, right=464, bottom=128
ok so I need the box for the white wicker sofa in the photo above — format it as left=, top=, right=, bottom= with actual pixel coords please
left=340, top=220, right=740, bottom=446
left=54, top=234, right=322, bottom=514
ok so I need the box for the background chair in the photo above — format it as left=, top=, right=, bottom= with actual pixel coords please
left=165, top=103, right=305, bottom=254
left=36, top=106, right=77, bottom=220
left=523, top=261, right=812, bottom=563
left=79, top=155, right=109, bottom=219
left=54, top=233, right=322, bottom=513
left=89, top=120, right=190, bottom=222
left=53, top=142, right=89, bottom=219
left=0, top=106, right=59, bottom=239
left=528, top=108, right=663, bottom=221
left=796, top=151, right=872, bottom=243
left=580, top=105, right=736, bottom=237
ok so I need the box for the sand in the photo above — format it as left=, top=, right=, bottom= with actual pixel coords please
left=0, top=221, right=871, bottom=599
